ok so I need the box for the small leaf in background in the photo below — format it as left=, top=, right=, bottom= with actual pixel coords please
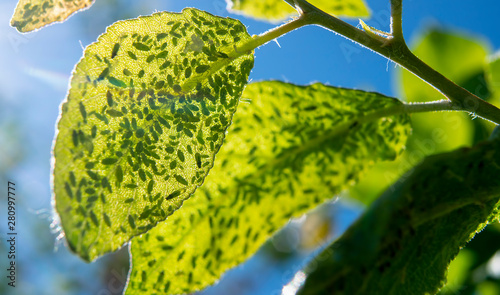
left=438, top=249, right=474, bottom=294
left=227, top=0, right=370, bottom=23
left=52, top=8, right=254, bottom=262
left=438, top=224, right=500, bottom=295
left=401, top=29, right=488, bottom=149
left=485, top=53, right=500, bottom=106
left=125, top=81, right=411, bottom=295
left=10, top=0, right=94, bottom=33
left=299, top=135, right=500, bottom=295
left=350, top=29, right=491, bottom=205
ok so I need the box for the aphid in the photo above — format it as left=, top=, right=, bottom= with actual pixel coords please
left=132, top=42, right=150, bottom=51
left=111, top=43, right=120, bottom=58
left=103, top=213, right=112, bottom=227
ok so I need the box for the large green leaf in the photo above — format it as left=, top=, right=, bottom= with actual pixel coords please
left=227, top=0, right=370, bottom=23
left=53, top=8, right=254, bottom=262
left=11, top=0, right=94, bottom=32
left=125, top=81, right=411, bottom=294
left=350, top=29, right=488, bottom=205
left=299, top=134, right=500, bottom=295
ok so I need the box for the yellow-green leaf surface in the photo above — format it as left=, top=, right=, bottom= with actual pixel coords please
left=227, top=0, right=370, bottom=22
left=349, top=29, right=487, bottom=205
left=125, top=81, right=411, bottom=295
left=53, top=8, right=254, bottom=262
left=11, top=0, right=94, bottom=32
left=299, top=135, right=500, bottom=295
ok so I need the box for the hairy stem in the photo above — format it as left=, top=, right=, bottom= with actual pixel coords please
left=390, top=0, right=404, bottom=41
left=237, top=14, right=310, bottom=53
left=390, top=47, right=500, bottom=123
left=360, top=100, right=460, bottom=125
left=304, top=8, right=500, bottom=123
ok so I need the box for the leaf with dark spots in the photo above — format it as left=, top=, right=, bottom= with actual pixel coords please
left=127, top=81, right=411, bottom=294
left=53, top=8, right=254, bottom=263
left=11, top=0, right=95, bottom=32
left=299, top=135, right=500, bottom=295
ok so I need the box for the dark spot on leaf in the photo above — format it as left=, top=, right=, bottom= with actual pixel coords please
left=79, top=102, right=87, bottom=120
left=175, top=175, right=188, bottom=185
left=97, top=67, right=109, bottom=81
left=128, top=215, right=136, bottom=229
left=127, top=51, right=137, bottom=60
left=111, top=43, right=120, bottom=58
left=102, top=158, right=118, bottom=165
left=132, top=42, right=150, bottom=51
left=136, top=129, right=145, bottom=138
left=166, top=190, right=181, bottom=200
left=115, top=165, right=123, bottom=183
left=107, top=77, right=127, bottom=88
left=106, top=109, right=123, bottom=117
left=195, top=65, right=210, bottom=73
left=103, top=213, right=112, bottom=227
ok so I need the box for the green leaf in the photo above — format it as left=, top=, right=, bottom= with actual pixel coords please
left=349, top=29, right=489, bottom=205
left=438, top=250, right=474, bottom=294
left=53, top=8, right=254, bottom=262
left=228, top=0, right=370, bottom=23
left=401, top=29, right=486, bottom=149
left=299, top=136, right=500, bottom=295
left=125, top=81, right=411, bottom=295
left=486, top=53, right=500, bottom=106
left=10, top=0, right=94, bottom=32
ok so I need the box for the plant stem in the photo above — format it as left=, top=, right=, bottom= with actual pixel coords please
left=302, top=2, right=500, bottom=124
left=258, top=0, right=500, bottom=124
left=390, top=0, right=404, bottom=41
left=360, top=100, right=459, bottom=125
left=390, top=48, right=500, bottom=122
left=237, top=15, right=310, bottom=53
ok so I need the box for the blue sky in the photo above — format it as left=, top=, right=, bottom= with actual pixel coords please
left=1, top=0, right=500, bottom=294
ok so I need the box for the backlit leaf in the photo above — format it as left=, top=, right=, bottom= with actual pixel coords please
left=53, top=8, right=254, bottom=262
left=11, top=0, right=94, bottom=33
left=125, top=81, right=411, bottom=294
left=299, top=134, right=500, bottom=295
left=227, top=0, right=370, bottom=23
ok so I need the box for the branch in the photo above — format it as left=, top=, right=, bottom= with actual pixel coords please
left=256, top=0, right=500, bottom=124
left=289, top=0, right=500, bottom=124
left=236, top=13, right=310, bottom=53
left=390, top=0, right=404, bottom=42
left=282, top=0, right=316, bottom=14
left=360, top=100, right=462, bottom=124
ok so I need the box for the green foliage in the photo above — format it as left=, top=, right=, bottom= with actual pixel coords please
left=52, top=8, right=254, bottom=262
left=228, top=0, right=370, bottom=22
left=124, top=81, right=411, bottom=294
left=401, top=29, right=487, bottom=150
left=299, top=134, right=500, bottom=295
left=350, top=29, right=491, bottom=205
left=486, top=54, right=500, bottom=106
left=10, top=0, right=498, bottom=293
left=11, top=0, right=94, bottom=32
left=438, top=224, right=500, bottom=295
